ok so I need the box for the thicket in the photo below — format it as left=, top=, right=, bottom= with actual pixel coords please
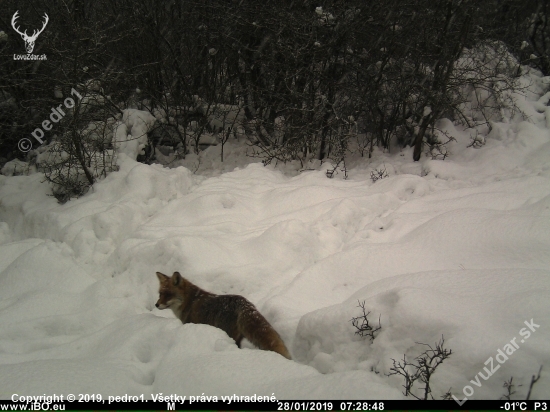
left=0, top=0, right=547, bottom=197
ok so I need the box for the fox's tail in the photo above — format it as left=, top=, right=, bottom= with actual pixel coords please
left=238, top=310, right=291, bottom=359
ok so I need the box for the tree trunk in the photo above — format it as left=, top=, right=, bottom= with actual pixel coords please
left=413, top=116, right=432, bottom=161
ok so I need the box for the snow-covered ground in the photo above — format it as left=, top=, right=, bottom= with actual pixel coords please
left=0, top=67, right=549, bottom=401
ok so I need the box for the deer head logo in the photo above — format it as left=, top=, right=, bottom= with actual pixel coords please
left=11, top=11, right=49, bottom=54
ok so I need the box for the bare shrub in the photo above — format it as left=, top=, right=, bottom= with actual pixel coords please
left=370, top=166, right=389, bottom=183
left=350, top=300, right=382, bottom=341
left=388, top=336, right=452, bottom=400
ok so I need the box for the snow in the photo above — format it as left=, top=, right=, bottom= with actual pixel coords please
left=115, top=109, right=156, bottom=159
left=0, top=69, right=549, bottom=401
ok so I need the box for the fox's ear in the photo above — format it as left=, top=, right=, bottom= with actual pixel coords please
left=172, top=271, right=183, bottom=286
left=156, top=272, right=169, bottom=284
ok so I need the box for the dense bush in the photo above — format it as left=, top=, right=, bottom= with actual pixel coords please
left=0, top=0, right=544, bottom=196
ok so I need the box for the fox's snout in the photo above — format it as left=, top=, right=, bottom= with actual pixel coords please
left=155, top=300, right=168, bottom=309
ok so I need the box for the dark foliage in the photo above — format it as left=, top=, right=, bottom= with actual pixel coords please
left=0, top=0, right=542, bottom=177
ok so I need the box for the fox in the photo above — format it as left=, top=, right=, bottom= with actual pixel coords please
left=155, top=271, right=291, bottom=359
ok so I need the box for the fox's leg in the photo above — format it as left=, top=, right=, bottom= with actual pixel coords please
left=235, top=335, right=243, bottom=348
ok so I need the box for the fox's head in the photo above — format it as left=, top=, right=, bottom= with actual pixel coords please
left=155, top=271, right=184, bottom=309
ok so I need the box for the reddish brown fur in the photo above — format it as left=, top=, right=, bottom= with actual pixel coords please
left=155, top=271, right=291, bottom=359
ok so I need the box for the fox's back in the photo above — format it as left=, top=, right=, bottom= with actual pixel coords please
left=189, top=294, right=255, bottom=340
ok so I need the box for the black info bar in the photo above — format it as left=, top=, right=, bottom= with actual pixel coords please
left=0, top=399, right=548, bottom=411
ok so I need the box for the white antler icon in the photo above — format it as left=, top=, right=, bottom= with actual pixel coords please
left=11, top=11, right=49, bottom=54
